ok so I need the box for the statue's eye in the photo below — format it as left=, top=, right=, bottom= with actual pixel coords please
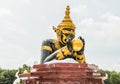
left=65, top=34, right=68, bottom=36
left=62, top=32, right=68, bottom=36
left=71, top=30, right=74, bottom=32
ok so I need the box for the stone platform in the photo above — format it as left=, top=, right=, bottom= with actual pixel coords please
left=19, top=63, right=107, bottom=84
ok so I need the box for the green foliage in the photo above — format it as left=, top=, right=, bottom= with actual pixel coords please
left=0, top=68, right=17, bottom=84
left=0, top=64, right=31, bottom=84
left=19, top=79, right=23, bottom=84
left=19, top=64, right=31, bottom=74
left=98, top=69, right=120, bottom=84
left=110, top=71, right=120, bottom=84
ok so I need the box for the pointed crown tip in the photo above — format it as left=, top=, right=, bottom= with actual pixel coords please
left=57, top=5, right=76, bottom=30
left=67, top=5, right=70, bottom=8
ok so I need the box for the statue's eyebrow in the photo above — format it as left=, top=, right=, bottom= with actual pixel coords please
left=63, top=28, right=74, bottom=31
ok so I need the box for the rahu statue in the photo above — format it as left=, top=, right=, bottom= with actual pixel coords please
left=40, top=5, right=86, bottom=64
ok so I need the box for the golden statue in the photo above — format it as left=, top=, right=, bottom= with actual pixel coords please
left=40, top=5, right=86, bottom=64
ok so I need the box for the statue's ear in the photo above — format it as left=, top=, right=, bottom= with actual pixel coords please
left=53, top=26, right=57, bottom=32
left=53, top=26, right=60, bottom=33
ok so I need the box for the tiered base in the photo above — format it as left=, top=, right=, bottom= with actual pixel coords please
left=19, top=63, right=107, bottom=84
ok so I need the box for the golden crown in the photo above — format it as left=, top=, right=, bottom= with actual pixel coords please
left=57, top=5, right=76, bottom=30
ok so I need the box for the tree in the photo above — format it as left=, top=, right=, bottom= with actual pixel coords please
left=19, top=64, right=31, bottom=74
left=0, top=64, right=31, bottom=84
left=98, top=69, right=120, bottom=84
left=0, top=69, right=17, bottom=84
left=110, top=71, right=120, bottom=84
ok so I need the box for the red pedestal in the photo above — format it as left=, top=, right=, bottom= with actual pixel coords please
left=19, top=63, right=107, bottom=84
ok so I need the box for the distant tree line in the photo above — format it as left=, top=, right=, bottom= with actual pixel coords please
left=98, top=69, right=120, bottom=84
left=0, top=64, right=120, bottom=84
left=0, top=64, right=31, bottom=84
left=0, top=68, right=17, bottom=84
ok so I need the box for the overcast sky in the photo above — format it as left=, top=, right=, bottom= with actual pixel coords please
left=0, top=0, right=120, bottom=71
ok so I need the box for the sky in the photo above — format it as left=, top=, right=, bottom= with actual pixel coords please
left=0, top=0, right=120, bottom=71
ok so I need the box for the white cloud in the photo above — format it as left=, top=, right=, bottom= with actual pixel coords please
left=99, top=63, right=120, bottom=72
left=0, top=38, right=4, bottom=43
left=79, top=13, right=120, bottom=47
left=79, top=18, right=95, bottom=28
left=0, top=8, right=13, bottom=16
left=72, top=5, right=87, bottom=15
left=19, top=0, right=31, bottom=5
left=0, top=42, right=30, bottom=69
left=101, top=12, right=120, bottom=22
left=100, top=13, right=120, bottom=46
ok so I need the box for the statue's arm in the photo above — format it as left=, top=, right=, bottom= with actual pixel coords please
left=40, top=39, right=53, bottom=64
left=43, top=46, right=71, bottom=63
left=41, top=39, right=69, bottom=63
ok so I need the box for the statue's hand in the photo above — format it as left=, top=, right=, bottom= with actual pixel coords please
left=75, top=36, right=85, bottom=55
left=66, top=37, right=73, bottom=55
left=56, top=46, right=71, bottom=60
left=78, top=36, right=85, bottom=47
